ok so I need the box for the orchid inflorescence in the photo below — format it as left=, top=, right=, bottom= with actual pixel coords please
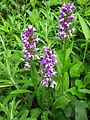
left=58, top=3, right=75, bottom=40
left=40, top=47, right=57, bottom=88
left=21, top=25, right=39, bottom=69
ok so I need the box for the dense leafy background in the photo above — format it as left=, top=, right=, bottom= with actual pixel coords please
left=0, top=0, right=90, bottom=120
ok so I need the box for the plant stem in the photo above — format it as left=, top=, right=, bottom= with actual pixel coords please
left=83, top=41, right=88, bottom=62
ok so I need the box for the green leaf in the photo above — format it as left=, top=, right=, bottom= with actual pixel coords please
left=30, top=62, right=40, bottom=89
left=54, top=109, right=67, bottom=120
left=52, top=95, right=70, bottom=110
left=77, top=0, right=89, bottom=5
left=0, top=84, right=13, bottom=88
left=36, top=86, right=46, bottom=108
left=70, top=62, right=84, bottom=77
left=75, top=101, right=88, bottom=120
left=30, top=108, right=42, bottom=118
left=67, top=87, right=85, bottom=99
left=9, top=98, right=16, bottom=120
left=78, top=13, right=90, bottom=41
left=41, top=111, right=49, bottom=120
left=14, top=35, right=22, bottom=47
left=9, top=89, right=33, bottom=94
left=0, top=102, right=8, bottom=116
left=30, top=0, right=37, bottom=8
left=0, top=61, right=7, bottom=71
left=79, top=89, right=90, bottom=94
left=75, top=80, right=84, bottom=89
left=56, top=50, right=63, bottom=78
left=63, top=72, right=69, bottom=90
left=25, top=118, right=37, bottom=120
left=20, top=110, right=29, bottom=120
left=3, top=94, right=13, bottom=104
left=61, top=105, right=73, bottom=118
left=65, top=43, right=73, bottom=63
left=8, top=0, right=18, bottom=7
left=0, top=116, right=3, bottom=120
left=45, top=0, right=60, bottom=6
left=84, top=73, right=90, bottom=86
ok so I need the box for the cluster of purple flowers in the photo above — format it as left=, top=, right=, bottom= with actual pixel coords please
left=40, top=48, right=57, bottom=88
left=21, top=3, right=76, bottom=88
left=58, top=3, right=75, bottom=40
left=22, top=25, right=39, bottom=69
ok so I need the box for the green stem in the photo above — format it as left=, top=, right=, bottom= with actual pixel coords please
left=62, top=40, right=67, bottom=92
left=83, top=41, right=88, bottom=62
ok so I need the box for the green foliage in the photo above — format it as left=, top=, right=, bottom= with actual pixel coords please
left=70, top=62, right=84, bottom=77
left=0, top=0, right=90, bottom=119
left=75, top=101, right=88, bottom=120
left=52, top=94, right=70, bottom=110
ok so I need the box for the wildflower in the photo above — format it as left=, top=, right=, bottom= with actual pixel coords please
left=21, top=25, right=39, bottom=69
left=58, top=3, right=75, bottom=40
left=50, top=80, right=57, bottom=88
left=40, top=47, right=57, bottom=88
left=24, top=62, right=30, bottom=70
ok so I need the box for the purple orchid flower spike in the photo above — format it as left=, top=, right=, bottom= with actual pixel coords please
left=40, top=47, right=57, bottom=88
left=21, top=25, right=40, bottom=69
left=58, top=3, right=75, bottom=40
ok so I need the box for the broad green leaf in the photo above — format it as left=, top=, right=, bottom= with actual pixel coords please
left=75, top=101, right=88, bottom=120
left=52, top=95, right=70, bottom=110
left=67, top=87, right=85, bottom=99
left=61, top=105, right=73, bottom=118
left=65, top=92, right=77, bottom=103
left=79, top=89, right=90, bottom=94
left=70, top=62, right=84, bottom=77
left=30, top=108, right=42, bottom=118
left=78, top=13, right=90, bottom=41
